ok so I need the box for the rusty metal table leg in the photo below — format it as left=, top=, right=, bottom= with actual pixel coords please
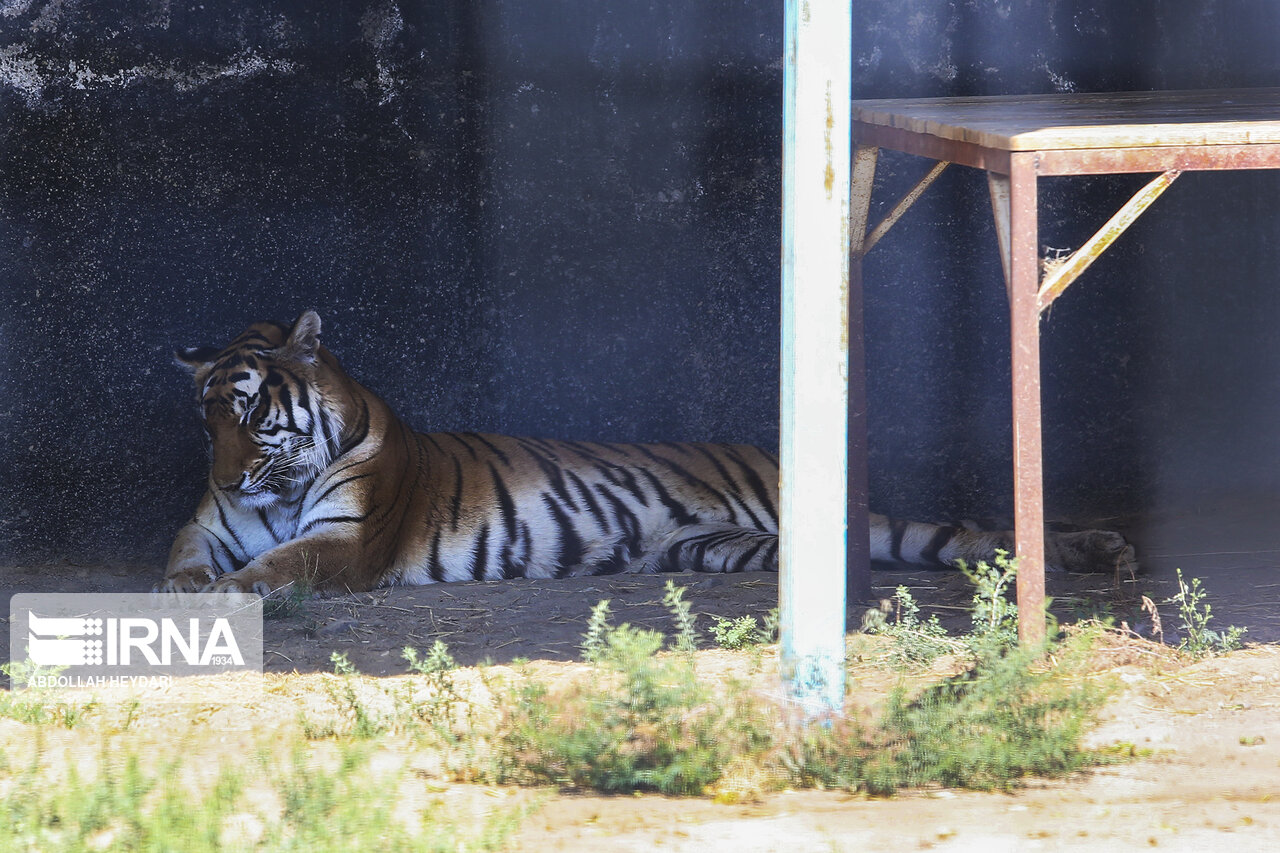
left=847, top=145, right=878, bottom=604
left=1008, top=152, right=1046, bottom=645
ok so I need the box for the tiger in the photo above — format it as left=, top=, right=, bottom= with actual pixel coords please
left=157, top=311, right=1136, bottom=597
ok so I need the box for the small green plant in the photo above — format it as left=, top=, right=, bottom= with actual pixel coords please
left=0, top=661, right=95, bottom=728
left=403, top=641, right=458, bottom=678
left=265, top=740, right=526, bottom=851
left=499, top=600, right=759, bottom=794
left=306, top=644, right=482, bottom=745
left=118, top=698, right=143, bottom=732
left=1096, top=741, right=1154, bottom=760
left=662, top=580, right=700, bottom=654
left=861, top=586, right=958, bottom=665
left=402, top=641, right=474, bottom=736
left=761, top=608, right=780, bottom=642
left=751, top=622, right=1116, bottom=796
left=1169, top=568, right=1246, bottom=658
left=330, top=650, right=357, bottom=676
left=709, top=608, right=778, bottom=651
left=581, top=598, right=613, bottom=662
left=320, top=651, right=387, bottom=739
left=866, top=555, right=1021, bottom=667
left=0, top=692, right=96, bottom=729
left=864, top=624, right=1113, bottom=793
left=55, top=700, right=97, bottom=730
left=0, top=739, right=524, bottom=852
left=961, top=551, right=1021, bottom=652
left=710, top=615, right=763, bottom=650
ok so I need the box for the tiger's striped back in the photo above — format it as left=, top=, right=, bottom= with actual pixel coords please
left=389, top=434, right=779, bottom=584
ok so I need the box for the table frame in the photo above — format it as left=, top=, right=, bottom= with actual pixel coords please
left=848, top=91, right=1280, bottom=643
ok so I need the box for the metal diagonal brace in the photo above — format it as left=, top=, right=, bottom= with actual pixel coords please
left=1036, top=169, right=1181, bottom=312
left=862, top=160, right=950, bottom=255
left=850, top=145, right=879, bottom=256
left=987, top=172, right=1013, bottom=300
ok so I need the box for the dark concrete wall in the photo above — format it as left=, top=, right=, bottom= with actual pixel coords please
left=1, top=1, right=1278, bottom=568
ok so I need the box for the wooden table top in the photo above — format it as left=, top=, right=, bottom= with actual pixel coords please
left=852, top=88, right=1280, bottom=151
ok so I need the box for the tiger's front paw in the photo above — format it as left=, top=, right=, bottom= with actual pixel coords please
left=154, top=568, right=216, bottom=594
left=203, top=567, right=291, bottom=597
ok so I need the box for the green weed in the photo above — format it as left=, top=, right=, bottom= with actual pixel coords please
left=866, top=625, right=1111, bottom=792
left=498, top=619, right=746, bottom=794
left=863, top=553, right=1021, bottom=666
left=117, top=699, right=143, bottom=733
left=861, top=585, right=958, bottom=665
left=662, top=579, right=701, bottom=654
left=0, top=740, right=521, bottom=852
left=299, top=644, right=490, bottom=794
left=580, top=598, right=613, bottom=662
left=400, top=641, right=480, bottom=742
left=496, top=579, right=1112, bottom=798
left=772, top=624, right=1114, bottom=795
left=497, top=585, right=768, bottom=795
left=1169, top=569, right=1246, bottom=658
left=0, top=662, right=96, bottom=729
left=311, top=651, right=387, bottom=740
left=709, top=610, right=779, bottom=651
left=960, top=551, right=1021, bottom=652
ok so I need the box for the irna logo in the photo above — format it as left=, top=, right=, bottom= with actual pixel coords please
left=9, top=593, right=263, bottom=699
left=26, top=612, right=245, bottom=667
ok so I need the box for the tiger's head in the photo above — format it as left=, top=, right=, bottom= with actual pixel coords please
left=178, top=310, right=343, bottom=508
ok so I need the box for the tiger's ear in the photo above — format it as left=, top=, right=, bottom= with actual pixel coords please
left=277, top=310, right=322, bottom=364
left=175, top=346, right=219, bottom=374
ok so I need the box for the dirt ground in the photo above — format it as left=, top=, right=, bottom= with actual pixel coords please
left=3, top=560, right=1280, bottom=849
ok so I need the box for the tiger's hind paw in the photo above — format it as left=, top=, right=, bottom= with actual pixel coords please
left=1047, top=529, right=1137, bottom=574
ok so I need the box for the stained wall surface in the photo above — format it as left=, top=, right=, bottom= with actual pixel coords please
left=1, top=1, right=1278, bottom=569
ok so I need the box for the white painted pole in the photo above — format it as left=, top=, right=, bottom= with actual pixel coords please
left=779, top=0, right=852, bottom=714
